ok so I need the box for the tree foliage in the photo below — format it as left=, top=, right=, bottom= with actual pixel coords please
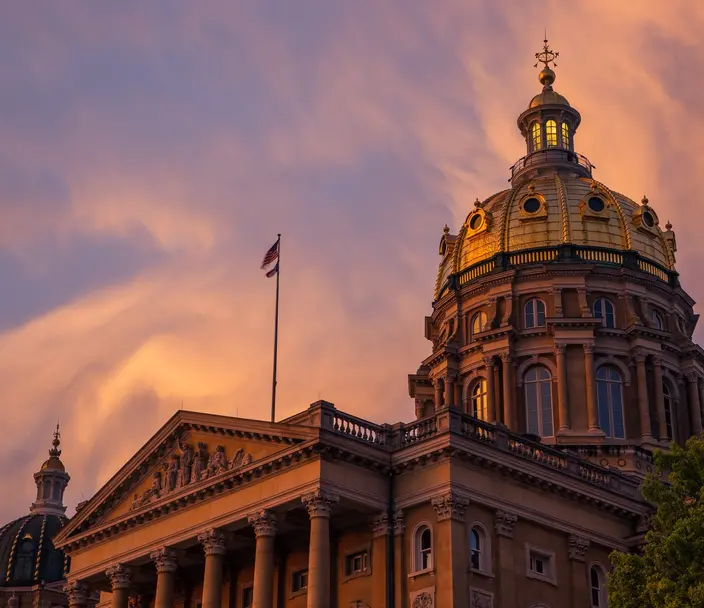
left=609, top=437, right=704, bottom=608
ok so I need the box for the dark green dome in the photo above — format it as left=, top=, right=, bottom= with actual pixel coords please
left=0, top=514, right=69, bottom=587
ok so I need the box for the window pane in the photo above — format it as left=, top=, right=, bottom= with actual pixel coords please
left=597, top=377, right=611, bottom=437
left=610, top=381, right=625, bottom=438
left=540, top=380, right=553, bottom=437
left=526, top=384, right=539, bottom=435
left=594, top=299, right=603, bottom=318
left=532, top=122, right=541, bottom=150
left=421, top=528, right=431, bottom=550
left=561, top=122, right=569, bottom=148
left=537, top=300, right=546, bottom=326
left=546, top=120, right=557, bottom=147
left=525, top=302, right=535, bottom=328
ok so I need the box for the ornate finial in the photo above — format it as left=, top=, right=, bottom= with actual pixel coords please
left=473, top=198, right=482, bottom=208
left=666, top=220, right=672, bottom=231
left=443, top=224, right=450, bottom=234
left=641, top=195, right=649, bottom=206
left=49, top=422, right=61, bottom=458
left=534, top=36, right=558, bottom=88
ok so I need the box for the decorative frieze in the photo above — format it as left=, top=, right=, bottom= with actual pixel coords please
left=150, top=547, right=179, bottom=573
left=106, top=564, right=131, bottom=590
left=128, top=596, right=144, bottom=608
left=248, top=510, right=277, bottom=538
left=469, top=588, right=494, bottom=608
left=410, top=587, right=435, bottom=608
left=568, top=534, right=590, bottom=561
left=431, top=491, right=469, bottom=522
left=393, top=509, right=405, bottom=536
left=494, top=510, right=518, bottom=538
left=198, top=528, right=228, bottom=556
left=302, top=488, right=339, bottom=518
left=372, top=512, right=391, bottom=537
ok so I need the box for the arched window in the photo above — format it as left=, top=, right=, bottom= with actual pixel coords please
left=471, top=311, right=488, bottom=339
left=545, top=120, right=558, bottom=147
left=650, top=309, right=664, bottom=330
left=525, top=366, right=554, bottom=437
left=590, top=564, right=607, bottom=607
left=596, top=366, right=625, bottom=439
left=469, top=525, right=490, bottom=573
left=561, top=122, right=570, bottom=149
left=663, top=382, right=674, bottom=441
left=594, top=298, right=616, bottom=328
left=414, top=525, right=433, bottom=572
left=470, top=379, right=488, bottom=421
left=13, top=538, right=34, bottom=583
left=524, top=298, right=546, bottom=329
left=531, top=122, right=542, bottom=151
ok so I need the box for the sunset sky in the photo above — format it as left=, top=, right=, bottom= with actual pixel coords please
left=2, top=1, right=704, bottom=520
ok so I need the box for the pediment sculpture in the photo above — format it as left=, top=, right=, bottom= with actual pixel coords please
left=130, top=440, right=253, bottom=510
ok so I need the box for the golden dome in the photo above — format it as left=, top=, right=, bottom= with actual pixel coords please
left=529, top=89, right=570, bottom=108
left=40, top=456, right=66, bottom=472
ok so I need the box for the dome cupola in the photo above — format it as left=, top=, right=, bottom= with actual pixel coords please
left=30, top=424, right=69, bottom=517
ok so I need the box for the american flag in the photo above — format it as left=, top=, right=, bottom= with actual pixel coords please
left=260, top=239, right=279, bottom=270
left=265, top=262, right=279, bottom=278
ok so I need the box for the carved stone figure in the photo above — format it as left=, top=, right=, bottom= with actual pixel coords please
left=177, top=439, right=194, bottom=486
left=191, top=442, right=208, bottom=482
left=207, top=445, right=227, bottom=476
left=412, top=592, right=433, bottom=608
left=130, top=471, right=162, bottom=509
left=229, top=448, right=245, bottom=470
left=166, top=456, right=179, bottom=492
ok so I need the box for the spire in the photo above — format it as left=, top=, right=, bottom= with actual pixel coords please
left=30, top=425, right=70, bottom=516
left=534, top=36, right=559, bottom=90
left=49, top=422, right=61, bottom=458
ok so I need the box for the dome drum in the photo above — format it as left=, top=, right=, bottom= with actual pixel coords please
left=509, top=149, right=593, bottom=185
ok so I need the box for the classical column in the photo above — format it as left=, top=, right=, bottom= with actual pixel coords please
left=634, top=349, right=654, bottom=441
left=64, top=581, right=89, bottom=608
left=371, top=513, right=390, bottom=608
left=652, top=357, right=667, bottom=441
left=432, top=492, right=469, bottom=608
left=248, top=511, right=277, bottom=608
left=302, top=489, right=339, bottom=608
left=583, top=344, right=600, bottom=433
left=445, top=374, right=455, bottom=408
left=687, top=373, right=703, bottom=435
left=494, top=510, right=518, bottom=607
left=433, top=378, right=443, bottom=410
left=567, top=535, right=590, bottom=608
left=482, top=356, right=496, bottom=422
left=554, top=344, right=570, bottom=431
left=106, top=565, right=131, bottom=608
left=501, top=352, right=514, bottom=430
left=150, top=548, right=178, bottom=608
left=393, top=510, right=406, bottom=608
left=198, top=529, right=228, bottom=608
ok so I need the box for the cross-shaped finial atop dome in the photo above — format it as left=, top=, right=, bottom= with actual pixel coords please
left=49, top=421, right=61, bottom=458
left=534, top=35, right=559, bottom=70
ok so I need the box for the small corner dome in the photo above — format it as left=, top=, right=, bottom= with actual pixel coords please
left=40, top=456, right=65, bottom=472
left=529, top=88, right=570, bottom=109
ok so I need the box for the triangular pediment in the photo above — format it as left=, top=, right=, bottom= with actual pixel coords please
left=55, top=410, right=317, bottom=545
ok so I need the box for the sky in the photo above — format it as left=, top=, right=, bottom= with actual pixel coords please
left=1, top=1, right=704, bottom=521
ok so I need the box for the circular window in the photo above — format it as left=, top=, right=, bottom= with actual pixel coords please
left=588, top=197, right=605, bottom=213
left=523, top=197, right=541, bottom=214
left=469, top=214, right=482, bottom=230
left=642, top=211, right=655, bottom=227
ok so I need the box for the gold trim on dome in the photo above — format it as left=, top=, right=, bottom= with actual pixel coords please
left=632, top=198, right=660, bottom=234
left=517, top=192, right=548, bottom=221
left=465, top=208, right=492, bottom=235
left=579, top=193, right=610, bottom=222
left=554, top=174, right=571, bottom=242
left=588, top=179, right=632, bottom=249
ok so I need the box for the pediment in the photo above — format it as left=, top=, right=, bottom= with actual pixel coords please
left=55, top=410, right=316, bottom=544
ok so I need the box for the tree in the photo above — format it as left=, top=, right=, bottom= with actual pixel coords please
left=609, top=437, right=704, bottom=608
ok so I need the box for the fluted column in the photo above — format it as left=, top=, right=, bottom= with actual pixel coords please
left=445, top=374, right=455, bottom=408
left=583, top=344, right=600, bottom=433
left=150, top=548, right=178, bottom=608
left=652, top=357, right=667, bottom=441
left=687, top=373, right=703, bottom=435
left=198, top=529, right=228, bottom=608
left=634, top=349, right=653, bottom=441
left=371, top=513, right=390, bottom=608
left=248, top=511, right=277, bottom=608
left=482, top=356, right=496, bottom=422
left=302, top=489, right=339, bottom=608
left=432, top=492, right=469, bottom=607
left=567, top=535, right=590, bottom=608
left=501, top=352, right=514, bottom=430
left=554, top=344, right=570, bottom=431
left=433, top=378, right=443, bottom=410
left=64, top=581, right=89, bottom=608
left=106, top=565, right=131, bottom=608
left=494, top=511, right=518, bottom=607
left=393, top=511, right=406, bottom=608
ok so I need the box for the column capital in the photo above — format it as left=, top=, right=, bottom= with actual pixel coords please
left=393, top=509, right=405, bottom=536
left=494, top=509, right=518, bottom=538
left=481, top=355, right=495, bottom=368
left=198, top=528, right=228, bottom=556
left=64, top=581, right=89, bottom=606
left=632, top=348, right=647, bottom=363
left=248, top=510, right=277, bottom=538
left=686, top=372, right=700, bottom=384
left=302, top=488, right=339, bottom=518
left=128, top=596, right=144, bottom=608
left=553, top=343, right=566, bottom=356
left=583, top=343, right=595, bottom=355
left=372, top=512, right=391, bottom=538
left=652, top=355, right=663, bottom=367
left=105, top=564, right=131, bottom=590
left=150, top=547, right=179, bottom=573
left=431, top=491, right=469, bottom=522
left=567, top=534, right=590, bottom=562
left=500, top=351, right=513, bottom=364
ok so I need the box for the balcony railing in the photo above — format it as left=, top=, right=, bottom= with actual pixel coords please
left=509, top=149, right=594, bottom=182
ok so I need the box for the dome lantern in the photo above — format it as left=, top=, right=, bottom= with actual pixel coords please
left=30, top=424, right=69, bottom=517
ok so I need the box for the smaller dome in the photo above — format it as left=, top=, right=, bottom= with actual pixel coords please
left=529, top=87, right=570, bottom=108
left=40, top=457, right=65, bottom=472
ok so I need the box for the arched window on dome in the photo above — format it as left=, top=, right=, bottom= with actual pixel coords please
left=663, top=381, right=675, bottom=441
left=590, top=564, right=608, bottom=607
left=561, top=122, right=570, bottom=149
left=594, top=298, right=616, bottom=329
left=525, top=366, right=554, bottom=438
left=471, top=311, right=488, bottom=340
left=524, top=298, right=546, bottom=329
left=596, top=366, right=625, bottom=439
left=470, top=378, right=488, bottom=421
left=531, top=122, right=542, bottom=151
left=650, top=309, right=664, bottom=330
left=13, top=537, right=34, bottom=583
left=545, top=120, right=558, bottom=147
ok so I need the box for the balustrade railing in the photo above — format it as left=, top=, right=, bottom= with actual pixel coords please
left=331, top=411, right=387, bottom=446
left=402, top=416, right=438, bottom=444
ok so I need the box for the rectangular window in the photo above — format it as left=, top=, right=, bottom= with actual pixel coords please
left=540, top=381, right=553, bottom=437
left=344, top=550, right=369, bottom=576
left=292, top=569, right=308, bottom=593
left=526, top=384, right=539, bottom=435
left=242, top=587, right=253, bottom=608
left=528, top=549, right=553, bottom=580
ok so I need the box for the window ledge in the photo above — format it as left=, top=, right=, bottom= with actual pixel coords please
left=469, top=567, right=495, bottom=579
left=408, top=568, right=434, bottom=581
left=526, top=571, right=557, bottom=586
left=342, top=569, right=371, bottom=584
left=288, top=589, right=308, bottom=599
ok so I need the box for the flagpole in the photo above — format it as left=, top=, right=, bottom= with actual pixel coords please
left=271, top=234, right=281, bottom=423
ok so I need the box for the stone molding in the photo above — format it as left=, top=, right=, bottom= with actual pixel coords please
left=64, top=581, right=89, bottom=607
left=198, top=528, right=228, bottom=556
left=150, top=547, right=179, bottom=573
left=393, top=509, right=405, bottom=536
left=105, top=564, right=131, bottom=590
left=372, top=512, right=391, bottom=538
left=494, top=509, right=518, bottom=538
left=302, top=488, right=339, bottom=518
left=632, top=348, right=648, bottom=364
left=481, top=355, right=495, bottom=368
left=431, top=491, right=469, bottom=522
left=248, top=510, right=277, bottom=538
left=568, top=534, right=590, bottom=561
left=583, top=343, right=594, bottom=355
left=410, top=587, right=435, bottom=608
left=469, top=587, right=494, bottom=608
left=553, top=343, right=566, bottom=356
